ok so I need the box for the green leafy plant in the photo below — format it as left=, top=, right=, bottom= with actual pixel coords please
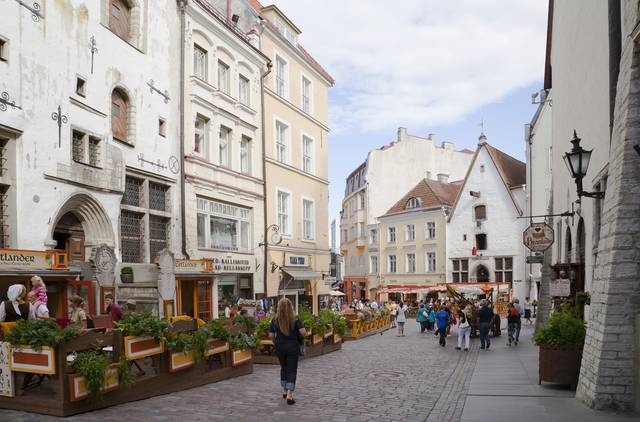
left=118, top=356, right=134, bottom=389
left=254, top=316, right=272, bottom=338
left=298, top=307, right=313, bottom=333
left=6, top=319, right=79, bottom=351
left=120, top=266, right=133, bottom=274
left=115, top=312, right=170, bottom=343
left=533, top=308, right=586, bottom=348
left=229, top=332, right=258, bottom=351
left=71, top=350, right=110, bottom=401
left=311, top=315, right=331, bottom=337
left=232, top=314, right=257, bottom=334
left=331, top=313, right=348, bottom=337
left=199, top=319, right=229, bottom=341
left=165, top=332, right=194, bottom=354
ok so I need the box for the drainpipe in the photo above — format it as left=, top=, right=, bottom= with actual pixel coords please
left=261, top=61, right=272, bottom=300
left=179, top=0, right=189, bottom=260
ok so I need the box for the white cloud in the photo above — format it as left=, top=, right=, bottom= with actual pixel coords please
left=273, top=0, right=548, bottom=133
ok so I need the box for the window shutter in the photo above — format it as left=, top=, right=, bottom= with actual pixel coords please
left=111, top=90, right=128, bottom=143
left=109, top=0, right=130, bottom=40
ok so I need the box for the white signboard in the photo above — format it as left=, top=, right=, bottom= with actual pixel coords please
left=523, top=223, right=554, bottom=252
left=550, top=278, right=571, bottom=297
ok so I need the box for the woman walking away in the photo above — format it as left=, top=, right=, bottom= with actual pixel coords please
left=269, top=298, right=306, bottom=405
left=395, top=301, right=407, bottom=336
left=506, top=303, right=520, bottom=347
left=456, top=306, right=471, bottom=351
left=417, top=303, right=429, bottom=333
left=435, top=305, right=449, bottom=347
left=477, top=300, right=493, bottom=350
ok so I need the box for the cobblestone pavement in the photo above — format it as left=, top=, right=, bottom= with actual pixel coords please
left=0, top=320, right=479, bottom=422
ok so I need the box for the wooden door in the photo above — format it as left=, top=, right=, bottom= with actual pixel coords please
left=109, top=0, right=130, bottom=40
left=67, top=231, right=85, bottom=262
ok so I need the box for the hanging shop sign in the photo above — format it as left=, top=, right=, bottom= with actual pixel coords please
left=0, top=249, right=53, bottom=271
left=550, top=278, right=571, bottom=297
left=523, top=223, right=554, bottom=252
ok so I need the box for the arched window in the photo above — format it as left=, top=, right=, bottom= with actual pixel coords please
left=565, top=227, right=572, bottom=264
left=577, top=218, right=585, bottom=264
left=109, top=0, right=131, bottom=40
left=111, top=88, right=129, bottom=143
left=406, top=197, right=421, bottom=209
left=474, top=205, right=487, bottom=220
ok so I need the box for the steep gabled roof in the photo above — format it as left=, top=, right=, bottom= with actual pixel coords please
left=382, top=179, right=461, bottom=217
left=447, top=142, right=526, bottom=221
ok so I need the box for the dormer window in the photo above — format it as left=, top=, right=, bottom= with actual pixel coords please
left=406, top=197, right=421, bottom=209
left=274, top=17, right=298, bottom=45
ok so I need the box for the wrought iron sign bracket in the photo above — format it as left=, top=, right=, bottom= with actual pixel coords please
left=88, top=36, right=98, bottom=74
left=137, top=153, right=167, bottom=171
left=0, top=92, right=22, bottom=112
left=51, top=105, right=68, bottom=148
left=147, top=80, right=170, bottom=104
left=15, top=0, right=43, bottom=22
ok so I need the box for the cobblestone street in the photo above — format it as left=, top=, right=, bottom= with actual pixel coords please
left=0, top=321, right=478, bottom=422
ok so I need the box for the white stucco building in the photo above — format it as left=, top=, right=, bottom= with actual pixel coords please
left=0, top=0, right=182, bottom=316
left=340, top=127, right=473, bottom=302
left=446, top=136, right=528, bottom=303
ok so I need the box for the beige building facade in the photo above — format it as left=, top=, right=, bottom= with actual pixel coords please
left=249, top=2, right=334, bottom=314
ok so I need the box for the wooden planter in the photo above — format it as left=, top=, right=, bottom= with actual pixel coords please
left=231, top=349, right=252, bottom=366
left=168, top=351, right=196, bottom=373
left=123, top=336, right=164, bottom=360
left=259, top=336, right=274, bottom=346
left=312, top=334, right=323, bottom=345
left=333, top=334, right=342, bottom=344
left=204, top=339, right=229, bottom=357
left=69, top=363, right=119, bottom=402
left=539, top=346, right=583, bottom=389
left=9, top=345, right=56, bottom=375
left=323, top=330, right=333, bottom=339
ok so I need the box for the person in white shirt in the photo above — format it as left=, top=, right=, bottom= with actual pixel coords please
left=28, top=291, right=49, bottom=319
left=524, top=297, right=533, bottom=324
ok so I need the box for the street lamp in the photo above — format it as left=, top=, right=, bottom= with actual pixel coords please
left=562, top=130, right=605, bottom=199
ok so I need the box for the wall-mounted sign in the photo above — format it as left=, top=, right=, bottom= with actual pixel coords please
left=550, top=278, right=571, bottom=297
left=0, top=249, right=52, bottom=271
left=285, top=253, right=311, bottom=267
left=523, top=223, right=554, bottom=252
left=211, top=255, right=253, bottom=273
left=175, top=259, right=210, bottom=273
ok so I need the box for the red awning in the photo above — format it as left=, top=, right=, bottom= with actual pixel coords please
left=377, top=284, right=446, bottom=294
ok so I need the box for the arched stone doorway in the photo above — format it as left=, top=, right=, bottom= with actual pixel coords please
left=476, top=265, right=490, bottom=283
left=53, top=213, right=85, bottom=264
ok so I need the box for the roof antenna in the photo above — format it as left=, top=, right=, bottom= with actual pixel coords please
left=478, top=119, right=487, bottom=144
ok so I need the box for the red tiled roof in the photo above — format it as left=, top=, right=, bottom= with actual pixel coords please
left=247, top=1, right=334, bottom=84
left=485, top=144, right=526, bottom=188
left=459, top=148, right=475, bottom=154
left=383, top=179, right=461, bottom=217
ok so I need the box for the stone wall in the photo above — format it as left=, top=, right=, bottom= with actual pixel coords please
left=576, top=0, right=640, bottom=411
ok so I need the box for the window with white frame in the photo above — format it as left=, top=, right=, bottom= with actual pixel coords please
left=194, top=116, right=207, bottom=155
left=302, top=135, right=313, bottom=174
left=388, top=255, right=397, bottom=273
left=302, top=198, right=315, bottom=241
left=275, top=120, right=288, bottom=163
left=388, top=227, right=396, bottom=243
left=240, top=136, right=251, bottom=174
left=71, top=129, right=102, bottom=167
left=193, top=44, right=207, bottom=80
left=219, top=126, right=230, bottom=167
left=425, top=222, right=436, bottom=240
left=369, top=229, right=377, bottom=244
left=452, top=259, right=469, bottom=282
left=277, top=189, right=291, bottom=236
left=370, top=255, right=378, bottom=273
left=302, top=76, right=312, bottom=114
left=274, top=17, right=298, bottom=45
left=494, top=257, right=513, bottom=282
left=275, top=55, right=287, bottom=97
left=406, top=197, right=420, bottom=209
left=196, top=197, right=251, bottom=252
left=218, top=60, right=230, bottom=94
left=239, top=74, right=250, bottom=106
left=405, top=224, right=415, bottom=241
left=406, top=253, right=416, bottom=273
left=426, top=252, right=436, bottom=273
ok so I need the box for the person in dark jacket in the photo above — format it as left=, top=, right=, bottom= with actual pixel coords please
left=477, top=300, right=494, bottom=350
left=269, top=298, right=306, bottom=405
left=435, top=305, right=449, bottom=347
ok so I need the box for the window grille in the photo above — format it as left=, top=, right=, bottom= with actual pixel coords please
left=0, top=186, right=8, bottom=247
left=0, top=139, right=6, bottom=177
left=88, top=137, right=100, bottom=166
left=149, top=215, right=169, bottom=260
left=149, top=182, right=169, bottom=212
left=123, top=176, right=143, bottom=207
left=121, top=210, right=144, bottom=263
left=72, top=130, right=85, bottom=163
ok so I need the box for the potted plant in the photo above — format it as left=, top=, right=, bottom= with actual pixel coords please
left=165, top=332, right=197, bottom=372
left=331, top=313, right=347, bottom=344
left=68, top=350, right=119, bottom=401
left=232, top=314, right=257, bottom=334
left=254, top=317, right=273, bottom=346
left=115, top=312, right=169, bottom=360
left=198, top=319, right=230, bottom=357
left=311, top=316, right=330, bottom=345
left=7, top=319, right=79, bottom=375
left=533, top=307, right=586, bottom=389
left=319, top=309, right=334, bottom=338
left=228, top=332, right=257, bottom=366
left=120, top=266, right=134, bottom=284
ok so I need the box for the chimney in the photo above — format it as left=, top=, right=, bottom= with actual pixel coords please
left=427, top=133, right=435, bottom=141
left=441, top=141, right=453, bottom=151
left=397, top=127, right=407, bottom=142
left=426, top=171, right=432, bottom=180
left=437, top=173, right=449, bottom=183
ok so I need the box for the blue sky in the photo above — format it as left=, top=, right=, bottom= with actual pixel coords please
left=273, top=0, right=549, bottom=230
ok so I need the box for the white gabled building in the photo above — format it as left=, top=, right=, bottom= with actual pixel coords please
left=446, top=135, right=529, bottom=302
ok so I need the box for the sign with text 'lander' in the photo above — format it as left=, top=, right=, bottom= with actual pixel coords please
left=523, top=223, right=554, bottom=252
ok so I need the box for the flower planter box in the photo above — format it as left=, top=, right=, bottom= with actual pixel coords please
left=69, top=363, right=119, bottom=402
left=312, top=334, right=323, bottom=345
left=168, top=351, right=196, bottom=373
left=204, top=339, right=229, bottom=357
left=333, top=334, right=342, bottom=344
left=539, top=346, right=583, bottom=389
left=231, top=349, right=252, bottom=366
left=259, top=336, right=274, bottom=346
left=123, top=336, right=164, bottom=360
left=9, top=345, right=56, bottom=375
left=323, top=330, right=333, bottom=339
